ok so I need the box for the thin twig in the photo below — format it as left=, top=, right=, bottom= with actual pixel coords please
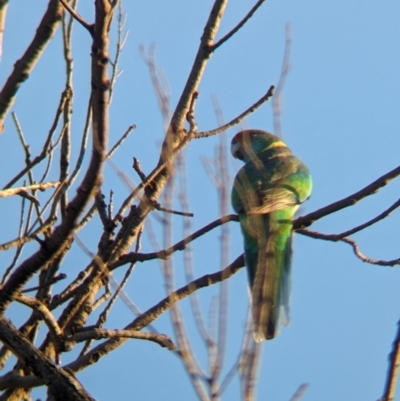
left=109, top=1, right=128, bottom=104
left=211, top=0, right=266, bottom=52
left=107, top=190, right=114, bottom=220
left=177, top=153, right=210, bottom=345
left=211, top=0, right=266, bottom=51
left=288, top=384, right=309, bottom=401
left=91, top=282, right=111, bottom=311
left=67, top=99, right=91, bottom=187
left=76, top=203, right=97, bottom=231
left=0, top=182, right=60, bottom=198
left=14, top=295, right=63, bottom=339
left=298, top=198, right=400, bottom=240
left=50, top=267, right=92, bottom=311
left=153, top=201, right=194, bottom=217
left=240, top=339, right=262, bottom=401
left=273, top=23, right=292, bottom=138
left=59, top=0, right=94, bottom=34
left=186, top=91, right=199, bottom=134
left=113, top=133, right=192, bottom=222
left=341, top=237, right=400, bottom=266
left=1, top=194, right=26, bottom=283
left=108, top=124, right=136, bottom=158
left=111, top=214, right=238, bottom=268
left=4, top=90, right=70, bottom=189
left=131, top=158, right=193, bottom=217
left=132, top=157, right=147, bottom=182
left=299, top=230, right=400, bottom=266
left=140, top=44, right=171, bottom=127
left=11, top=112, right=43, bottom=222
left=162, top=173, right=207, bottom=398
left=194, top=85, right=275, bottom=138
left=21, top=274, right=67, bottom=293
left=0, top=216, right=56, bottom=252
left=67, top=328, right=176, bottom=350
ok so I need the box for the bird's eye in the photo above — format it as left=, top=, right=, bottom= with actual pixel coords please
left=231, top=141, right=241, bottom=158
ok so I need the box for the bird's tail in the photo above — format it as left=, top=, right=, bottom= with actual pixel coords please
left=243, top=209, right=295, bottom=341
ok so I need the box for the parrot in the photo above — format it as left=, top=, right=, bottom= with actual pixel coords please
left=230, top=129, right=312, bottom=341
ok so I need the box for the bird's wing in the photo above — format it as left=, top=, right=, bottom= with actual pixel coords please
left=248, top=186, right=301, bottom=214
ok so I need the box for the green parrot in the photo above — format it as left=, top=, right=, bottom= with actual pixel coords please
left=231, top=129, right=312, bottom=341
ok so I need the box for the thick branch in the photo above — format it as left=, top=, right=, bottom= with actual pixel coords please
left=0, top=317, right=95, bottom=401
left=0, top=372, right=41, bottom=391
left=169, top=0, right=228, bottom=132
left=0, top=0, right=111, bottom=315
left=109, top=0, right=230, bottom=266
left=0, top=0, right=64, bottom=129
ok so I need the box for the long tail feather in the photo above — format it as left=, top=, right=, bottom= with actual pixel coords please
left=242, top=209, right=294, bottom=341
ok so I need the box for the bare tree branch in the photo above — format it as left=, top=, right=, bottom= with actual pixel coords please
left=288, top=384, right=309, bottom=401
left=273, top=23, right=292, bottom=139
left=0, top=182, right=60, bottom=198
left=0, top=317, right=96, bottom=400
left=0, top=0, right=64, bottom=130
left=59, top=0, right=93, bottom=34
left=0, top=0, right=8, bottom=61
left=169, top=0, right=228, bottom=133
left=0, top=217, right=57, bottom=255
left=112, top=214, right=238, bottom=268
left=4, top=90, right=70, bottom=189
left=0, top=0, right=112, bottom=316
left=65, top=254, right=245, bottom=373
left=211, top=0, right=267, bottom=51
left=299, top=230, right=400, bottom=266
left=300, top=198, right=400, bottom=239
left=67, top=328, right=176, bottom=350
left=195, top=86, right=275, bottom=139
left=294, top=164, right=400, bottom=229
left=14, top=295, right=63, bottom=340
left=381, top=320, right=400, bottom=401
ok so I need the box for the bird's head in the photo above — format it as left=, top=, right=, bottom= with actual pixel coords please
left=231, top=130, right=285, bottom=163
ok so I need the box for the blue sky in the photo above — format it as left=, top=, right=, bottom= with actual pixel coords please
left=1, top=1, right=400, bottom=400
